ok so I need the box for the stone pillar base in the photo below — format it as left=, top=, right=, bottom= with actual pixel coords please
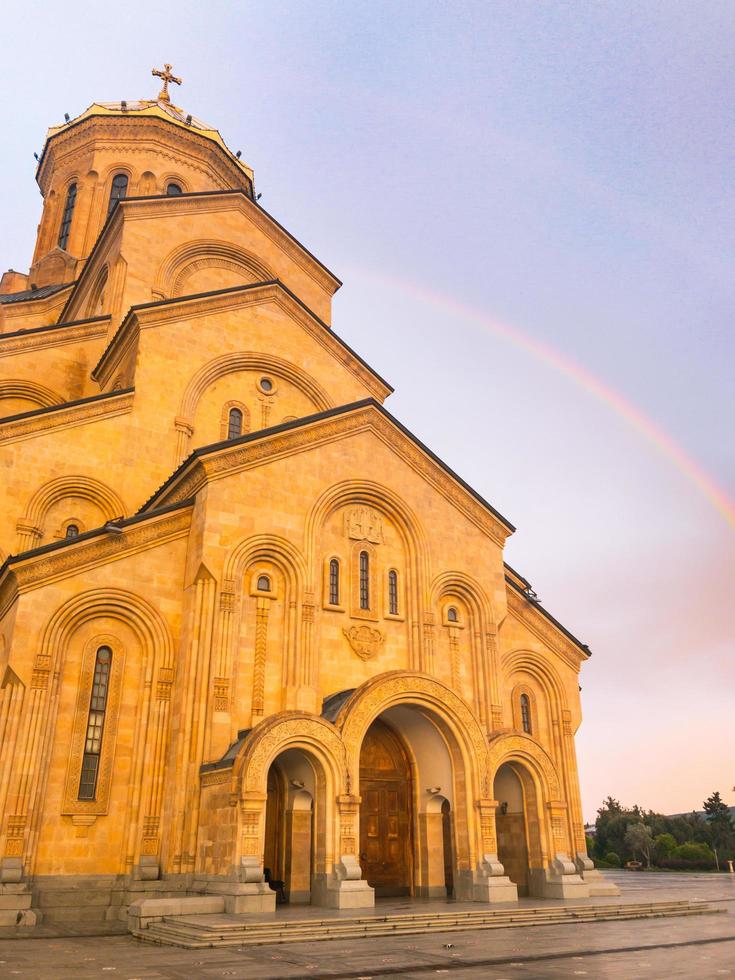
left=575, top=853, right=621, bottom=896
left=200, top=880, right=276, bottom=915
left=322, top=877, right=375, bottom=909
left=472, top=876, right=518, bottom=903
left=457, top=857, right=518, bottom=904
left=530, top=855, right=590, bottom=899
left=0, top=884, right=39, bottom=927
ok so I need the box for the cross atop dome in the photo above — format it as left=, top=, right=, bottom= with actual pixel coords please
left=152, top=63, right=182, bottom=104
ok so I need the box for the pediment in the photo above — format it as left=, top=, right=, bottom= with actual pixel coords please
left=92, top=280, right=391, bottom=402
left=142, top=400, right=514, bottom=548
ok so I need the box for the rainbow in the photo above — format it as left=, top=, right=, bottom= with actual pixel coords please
left=354, top=271, right=735, bottom=531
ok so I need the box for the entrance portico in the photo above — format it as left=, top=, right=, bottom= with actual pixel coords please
left=195, top=671, right=595, bottom=913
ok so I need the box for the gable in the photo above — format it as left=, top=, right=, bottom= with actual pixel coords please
left=143, top=399, right=514, bottom=549
left=60, top=191, right=341, bottom=329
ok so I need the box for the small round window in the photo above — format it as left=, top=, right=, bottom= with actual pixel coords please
left=259, top=377, right=274, bottom=394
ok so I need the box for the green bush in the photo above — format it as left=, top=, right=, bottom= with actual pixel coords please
left=593, top=858, right=612, bottom=869
left=664, top=842, right=715, bottom=870
left=604, top=851, right=622, bottom=867
left=654, top=833, right=676, bottom=858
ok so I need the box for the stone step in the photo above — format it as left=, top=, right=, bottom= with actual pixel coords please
left=165, top=898, right=702, bottom=933
left=136, top=900, right=717, bottom=948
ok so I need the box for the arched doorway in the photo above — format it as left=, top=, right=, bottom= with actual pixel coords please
left=263, top=750, right=316, bottom=904
left=359, top=719, right=413, bottom=897
left=493, top=763, right=530, bottom=895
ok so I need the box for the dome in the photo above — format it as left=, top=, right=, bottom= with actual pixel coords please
left=41, top=98, right=253, bottom=183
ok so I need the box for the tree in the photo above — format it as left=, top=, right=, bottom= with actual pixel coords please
left=624, top=822, right=654, bottom=868
left=703, top=791, right=734, bottom=871
left=654, top=832, right=676, bottom=865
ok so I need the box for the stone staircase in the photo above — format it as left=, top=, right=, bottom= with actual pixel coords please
left=135, top=899, right=719, bottom=948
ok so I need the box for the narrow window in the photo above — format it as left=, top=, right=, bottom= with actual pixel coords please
left=329, top=558, right=340, bottom=605
left=447, top=606, right=458, bottom=623
left=388, top=570, right=398, bottom=615
left=107, top=173, right=129, bottom=216
left=78, top=646, right=112, bottom=800
left=57, top=183, right=77, bottom=249
left=227, top=407, right=243, bottom=440
left=166, top=182, right=182, bottom=195
left=65, top=524, right=79, bottom=539
left=257, top=574, right=271, bottom=592
left=359, top=551, right=370, bottom=610
left=520, top=693, right=532, bottom=734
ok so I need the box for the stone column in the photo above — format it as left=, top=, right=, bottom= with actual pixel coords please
left=173, top=417, right=193, bottom=467
left=532, top=801, right=589, bottom=899
left=471, top=799, right=518, bottom=903
left=322, top=794, right=374, bottom=909
left=14, top=520, right=42, bottom=554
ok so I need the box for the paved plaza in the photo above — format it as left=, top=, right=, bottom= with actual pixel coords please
left=0, top=872, right=733, bottom=979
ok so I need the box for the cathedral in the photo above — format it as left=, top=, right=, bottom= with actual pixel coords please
left=0, top=67, right=614, bottom=931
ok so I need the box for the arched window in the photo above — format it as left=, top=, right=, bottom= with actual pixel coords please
left=166, top=182, right=182, bottom=196
left=57, top=182, right=77, bottom=249
left=447, top=606, right=458, bottom=623
left=359, top=551, right=370, bottom=610
left=520, top=693, right=532, bottom=734
left=388, top=569, right=398, bottom=615
left=107, top=173, right=129, bottom=216
left=257, top=574, right=271, bottom=592
left=65, top=524, right=79, bottom=539
left=78, top=646, right=112, bottom=800
left=227, top=407, right=243, bottom=440
left=329, top=558, right=340, bottom=605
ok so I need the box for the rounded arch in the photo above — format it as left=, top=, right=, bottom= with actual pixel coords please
left=38, top=586, right=174, bottom=672
left=233, top=712, right=346, bottom=798
left=501, top=648, right=570, bottom=741
left=22, top=475, right=127, bottom=529
left=224, top=533, right=308, bottom=593
left=0, top=379, right=63, bottom=413
left=154, top=240, right=274, bottom=299
left=162, top=173, right=188, bottom=194
left=179, top=351, right=332, bottom=425
left=486, top=731, right=561, bottom=801
left=429, top=570, right=495, bottom=631
left=26, top=588, right=176, bottom=876
left=334, top=671, right=490, bottom=798
left=305, top=480, right=430, bottom=590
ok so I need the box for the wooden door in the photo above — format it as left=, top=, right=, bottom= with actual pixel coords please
left=359, top=720, right=412, bottom=897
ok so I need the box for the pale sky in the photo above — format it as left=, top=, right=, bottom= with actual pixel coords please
left=1, top=1, right=733, bottom=821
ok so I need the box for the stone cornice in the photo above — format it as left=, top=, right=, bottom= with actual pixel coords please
left=0, top=283, right=74, bottom=325
left=37, top=115, right=252, bottom=193
left=0, top=389, right=133, bottom=446
left=146, top=401, right=514, bottom=547
left=0, top=315, right=109, bottom=356
left=92, top=281, right=391, bottom=400
left=0, top=505, right=192, bottom=602
left=504, top=582, right=590, bottom=667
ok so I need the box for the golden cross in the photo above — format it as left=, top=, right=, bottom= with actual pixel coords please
left=151, top=63, right=182, bottom=104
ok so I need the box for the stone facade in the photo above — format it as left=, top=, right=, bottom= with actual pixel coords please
left=0, top=82, right=614, bottom=931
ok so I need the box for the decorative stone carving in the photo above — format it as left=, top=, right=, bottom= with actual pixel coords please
left=343, top=624, right=384, bottom=662
left=156, top=667, right=173, bottom=700
left=213, top=677, right=229, bottom=711
left=344, top=506, right=385, bottom=544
